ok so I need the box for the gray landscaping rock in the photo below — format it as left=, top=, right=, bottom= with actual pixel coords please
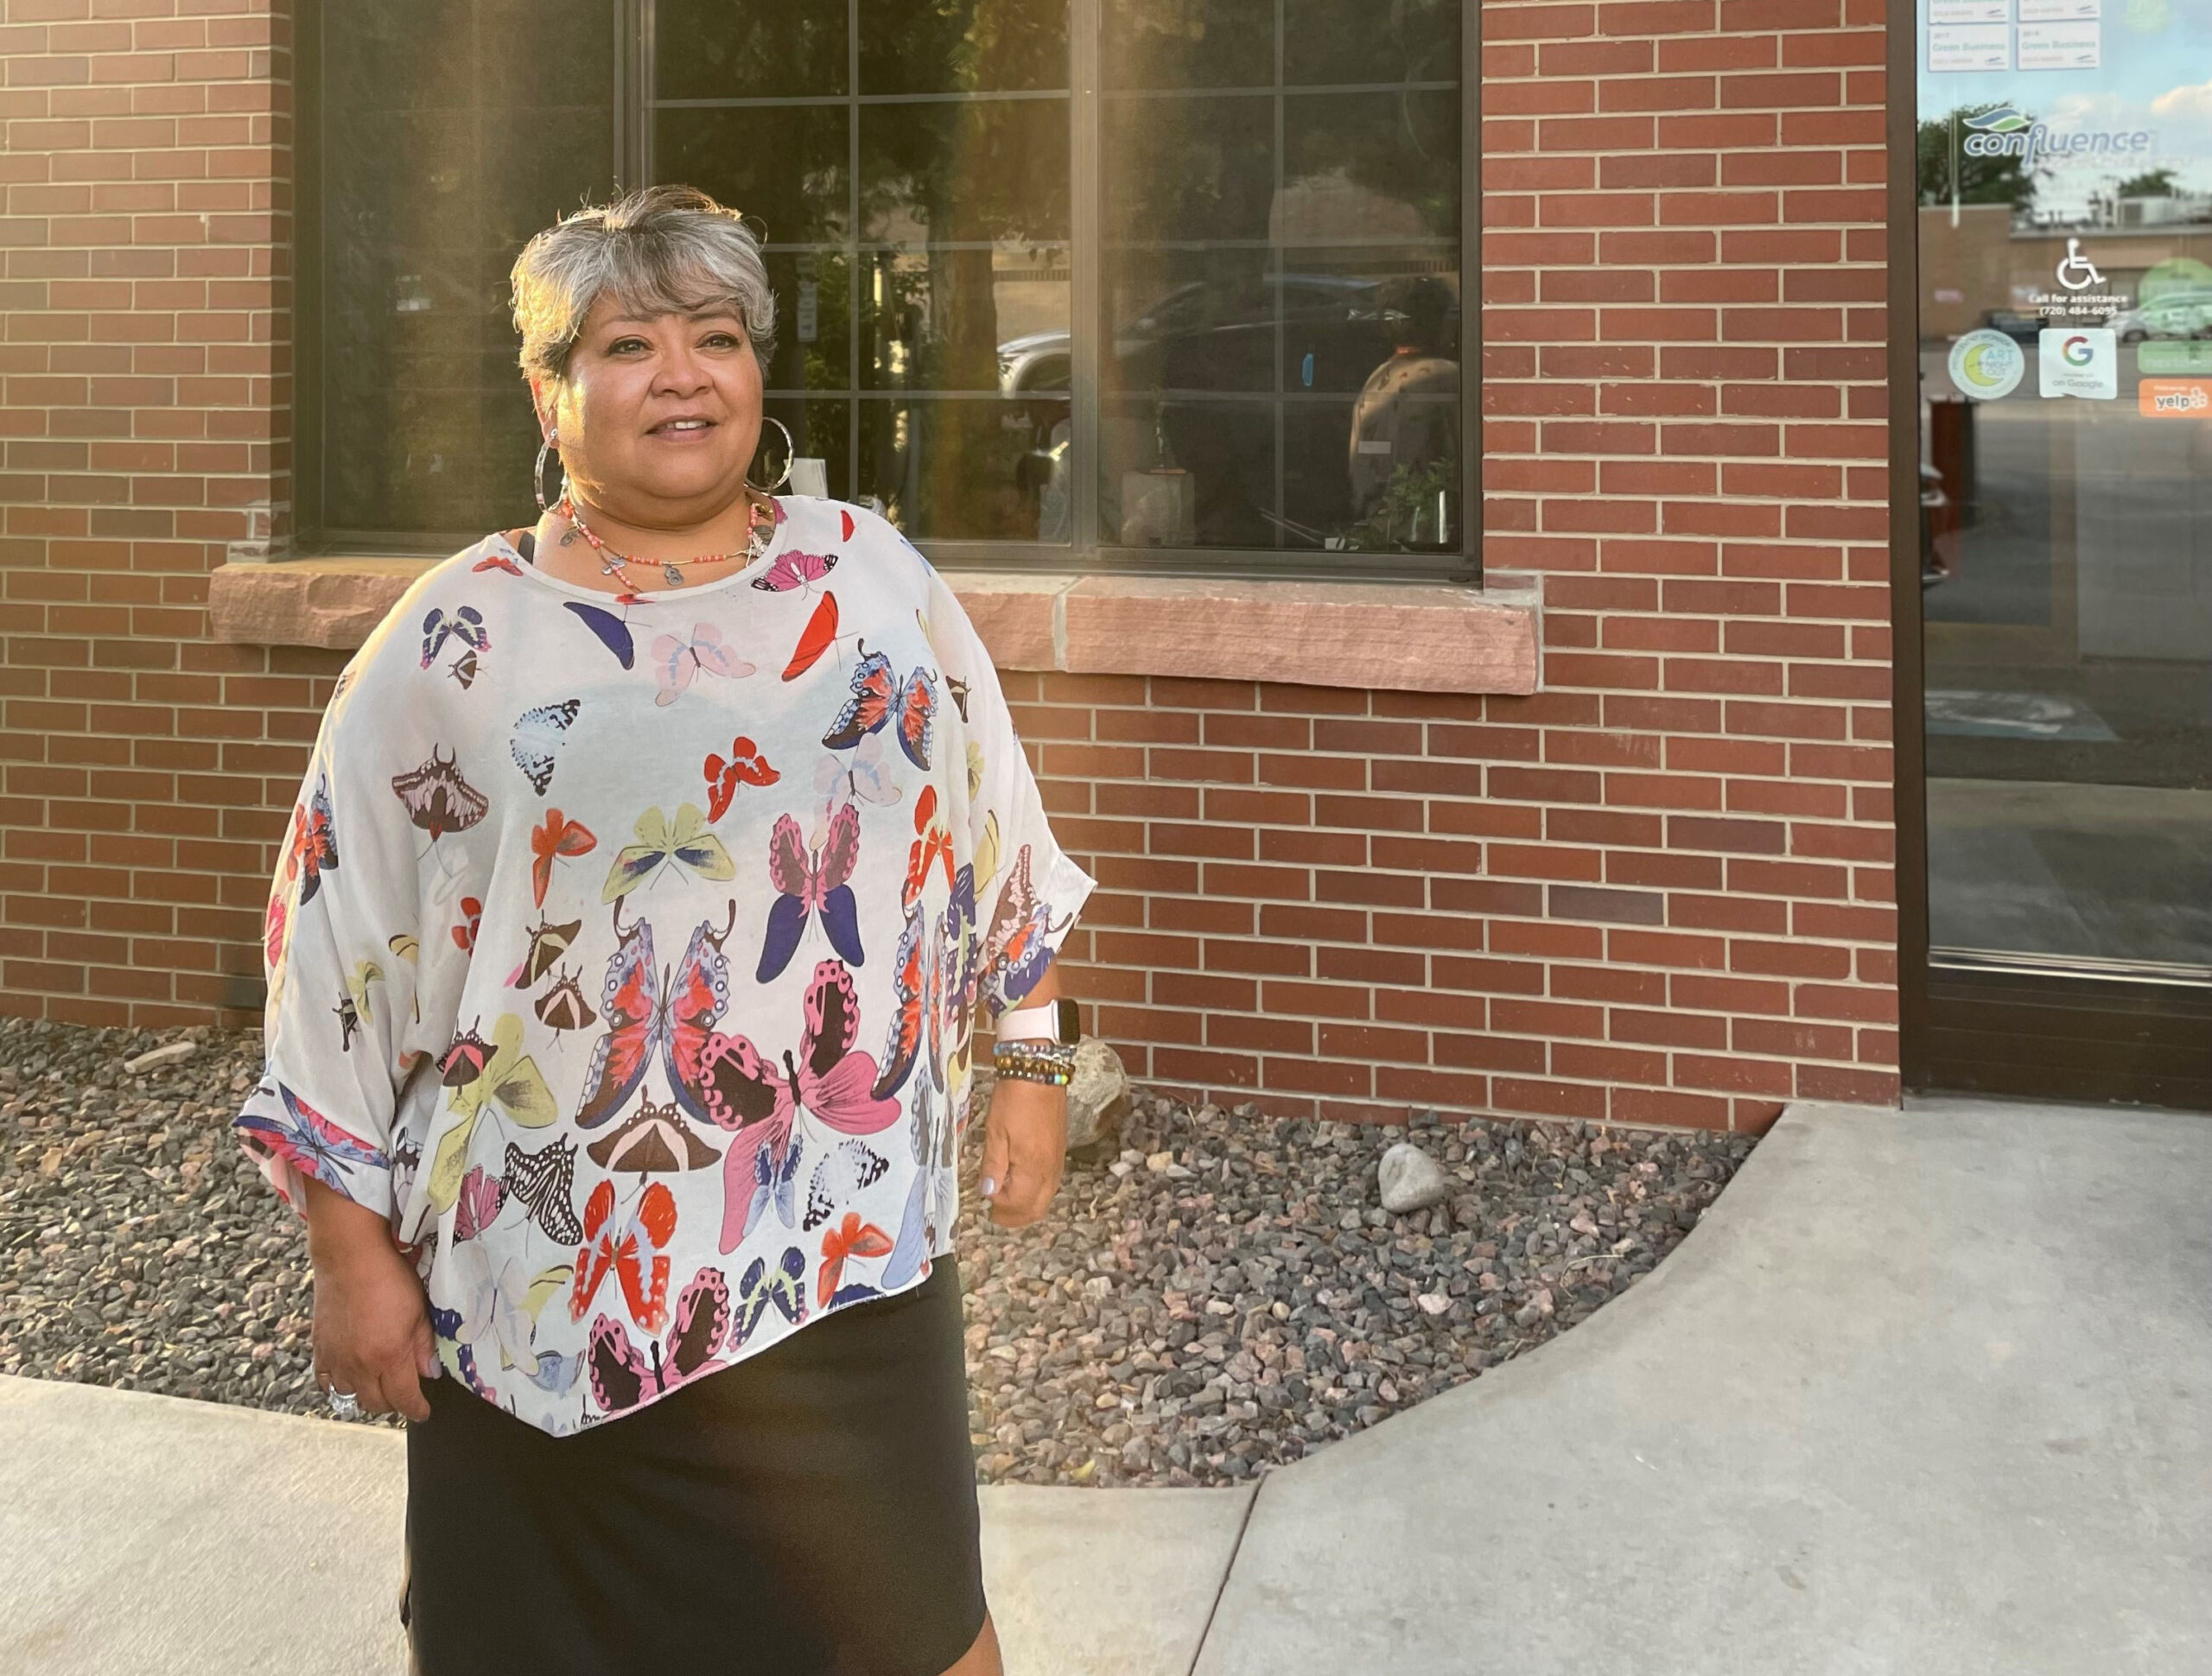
left=1377, top=1142, right=1452, bottom=1214
left=4, top=1019, right=1756, bottom=1493
left=1063, top=1038, right=1131, bottom=1151
left=124, top=1040, right=198, bottom=1075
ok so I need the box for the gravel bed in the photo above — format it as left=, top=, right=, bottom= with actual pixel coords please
left=0, top=1017, right=1757, bottom=1486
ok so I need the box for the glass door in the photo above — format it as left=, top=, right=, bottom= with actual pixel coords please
left=1910, top=0, right=2212, bottom=1103
left=1916, top=0, right=2212, bottom=969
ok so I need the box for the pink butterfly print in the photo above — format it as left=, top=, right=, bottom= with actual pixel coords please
left=453, top=1165, right=507, bottom=1241
left=576, top=899, right=736, bottom=1132
left=236, top=1083, right=387, bottom=1196
left=980, top=842, right=1071, bottom=1017
left=757, top=803, right=863, bottom=983
left=473, top=552, right=523, bottom=576
left=751, top=548, right=839, bottom=594
left=569, top=1178, right=679, bottom=1331
left=650, top=621, right=755, bottom=707
left=587, top=1266, right=730, bottom=1415
left=698, top=958, right=902, bottom=1254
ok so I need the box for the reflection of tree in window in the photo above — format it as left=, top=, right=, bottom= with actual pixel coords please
left=1917, top=108, right=2045, bottom=214
left=857, top=0, right=1069, bottom=532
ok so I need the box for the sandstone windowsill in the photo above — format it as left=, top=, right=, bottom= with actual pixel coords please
left=208, top=558, right=1540, bottom=695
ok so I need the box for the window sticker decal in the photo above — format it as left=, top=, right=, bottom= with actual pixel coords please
left=1949, top=328, right=2028, bottom=400
left=2037, top=327, right=2118, bottom=398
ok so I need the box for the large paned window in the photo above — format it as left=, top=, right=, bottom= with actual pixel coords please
left=294, top=2, right=617, bottom=549
left=295, top=1, right=1473, bottom=579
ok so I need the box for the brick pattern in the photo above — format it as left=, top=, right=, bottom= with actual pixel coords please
left=0, top=0, right=1904, bottom=1130
left=1003, top=0, right=1902, bottom=1133
left=0, top=0, right=321, bottom=1023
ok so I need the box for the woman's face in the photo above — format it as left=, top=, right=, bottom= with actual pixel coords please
left=542, top=295, right=764, bottom=526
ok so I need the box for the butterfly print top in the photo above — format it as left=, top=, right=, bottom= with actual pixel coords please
left=233, top=498, right=1096, bottom=1436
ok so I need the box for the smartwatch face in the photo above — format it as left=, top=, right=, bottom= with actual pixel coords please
left=1054, top=996, right=1080, bottom=1044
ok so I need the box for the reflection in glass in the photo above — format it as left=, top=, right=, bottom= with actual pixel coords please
left=859, top=248, right=1070, bottom=392
left=1103, top=0, right=1273, bottom=91
left=861, top=98, right=1071, bottom=244
left=861, top=0, right=1067, bottom=95
left=656, top=0, right=1074, bottom=543
left=1284, top=91, right=1459, bottom=243
left=1100, top=37, right=1461, bottom=552
left=655, top=0, right=847, bottom=100
left=1915, top=5, right=2212, bottom=973
left=657, top=105, right=852, bottom=246
left=1102, top=92, right=1274, bottom=244
left=759, top=250, right=853, bottom=396
left=1282, top=0, right=1457, bottom=87
left=764, top=396, right=853, bottom=506
left=313, top=1, right=613, bottom=537
left=861, top=398, right=1074, bottom=540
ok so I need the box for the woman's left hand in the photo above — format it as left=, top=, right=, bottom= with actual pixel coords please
left=977, top=1076, right=1066, bottom=1228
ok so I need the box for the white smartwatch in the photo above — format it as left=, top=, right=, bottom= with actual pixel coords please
left=996, top=995, right=1080, bottom=1046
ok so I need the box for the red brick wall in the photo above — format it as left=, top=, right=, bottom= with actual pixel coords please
left=0, top=0, right=1903, bottom=1130
left=1032, top=0, right=1901, bottom=1132
left=0, top=0, right=326, bottom=1025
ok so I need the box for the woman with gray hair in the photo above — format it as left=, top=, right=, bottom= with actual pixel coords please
left=233, top=185, right=1094, bottom=1673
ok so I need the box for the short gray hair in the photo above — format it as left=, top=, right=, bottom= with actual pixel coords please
left=510, top=185, right=776, bottom=385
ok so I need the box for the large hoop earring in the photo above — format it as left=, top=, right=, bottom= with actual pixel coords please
left=747, top=416, right=794, bottom=494
left=533, top=429, right=564, bottom=513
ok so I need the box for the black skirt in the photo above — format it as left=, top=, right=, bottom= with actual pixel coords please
left=403, top=1253, right=987, bottom=1676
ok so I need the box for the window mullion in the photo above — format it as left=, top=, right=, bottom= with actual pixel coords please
left=1070, top=0, right=1101, bottom=558
left=848, top=0, right=861, bottom=503
left=630, top=0, right=656, bottom=186
left=1460, top=0, right=1479, bottom=582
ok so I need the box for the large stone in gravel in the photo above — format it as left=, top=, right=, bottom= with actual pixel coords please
left=124, top=1041, right=197, bottom=1075
left=1377, top=1142, right=1452, bottom=1214
left=1064, top=1038, right=1132, bottom=1151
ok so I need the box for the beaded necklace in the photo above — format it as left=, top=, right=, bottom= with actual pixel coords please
left=554, top=490, right=777, bottom=589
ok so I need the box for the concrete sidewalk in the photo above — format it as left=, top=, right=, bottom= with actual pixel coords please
left=1198, top=1096, right=2212, bottom=1673
left=3, top=1096, right=2206, bottom=1673
left=0, top=1374, right=1249, bottom=1676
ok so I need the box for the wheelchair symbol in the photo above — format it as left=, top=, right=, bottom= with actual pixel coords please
left=2056, top=238, right=2105, bottom=292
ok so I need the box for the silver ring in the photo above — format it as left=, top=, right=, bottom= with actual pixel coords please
left=327, top=1388, right=364, bottom=1422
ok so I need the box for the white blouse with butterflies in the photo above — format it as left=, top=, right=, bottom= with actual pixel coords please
left=234, top=496, right=1095, bottom=1436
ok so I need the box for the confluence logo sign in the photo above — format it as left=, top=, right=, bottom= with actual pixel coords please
left=1961, top=106, right=2152, bottom=159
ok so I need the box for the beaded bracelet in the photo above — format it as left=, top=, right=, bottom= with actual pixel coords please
left=993, top=1045, right=1073, bottom=1079
left=993, top=1039, right=1075, bottom=1087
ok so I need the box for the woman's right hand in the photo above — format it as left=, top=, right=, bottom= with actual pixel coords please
left=301, top=1178, right=437, bottom=1422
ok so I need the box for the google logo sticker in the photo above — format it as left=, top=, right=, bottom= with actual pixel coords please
left=2062, top=335, right=2095, bottom=367
left=1948, top=328, right=2025, bottom=402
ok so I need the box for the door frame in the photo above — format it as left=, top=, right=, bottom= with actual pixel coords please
left=1886, top=0, right=2212, bottom=1110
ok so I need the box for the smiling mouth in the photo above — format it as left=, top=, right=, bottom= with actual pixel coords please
left=649, top=417, right=716, bottom=435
